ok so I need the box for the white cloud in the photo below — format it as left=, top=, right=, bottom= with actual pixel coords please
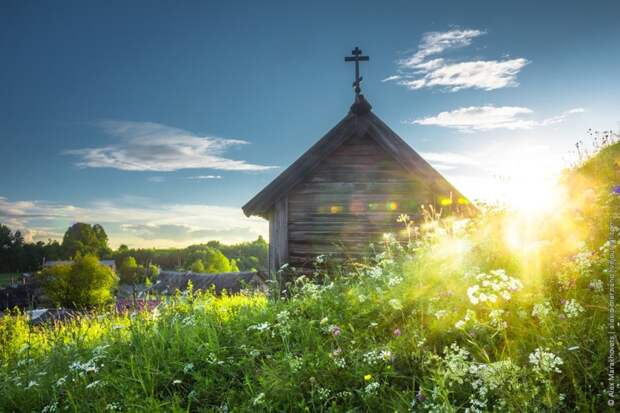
left=0, top=195, right=267, bottom=248
left=385, top=29, right=529, bottom=91
left=401, top=59, right=529, bottom=91
left=400, top=29, right=485, bottom=67
left=64, top=120, right=276, bottom=172
left=412, top=106, right=584, bottom=132
left=188, top=175, right=222, bottom=180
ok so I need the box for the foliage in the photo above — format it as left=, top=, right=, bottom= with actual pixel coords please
left=112, top=236, right=268, bottom=273
left=0, top=224, right=62, bottom=273
left=190, top=259, right=205, bottom=273
left=38, top=255, right=118, bottom=308
left=61, top=223, right=111, bottom=259
left=119, top=256, right=139, bottom=284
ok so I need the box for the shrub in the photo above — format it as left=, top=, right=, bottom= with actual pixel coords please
left=39, top=255, right=118, bottom=308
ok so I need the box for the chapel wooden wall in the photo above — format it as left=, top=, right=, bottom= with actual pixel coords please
left=284, top=133, right=435, bottom=270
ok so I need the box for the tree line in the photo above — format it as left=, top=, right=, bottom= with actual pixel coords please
left=0, top=222, right=268, bottom=274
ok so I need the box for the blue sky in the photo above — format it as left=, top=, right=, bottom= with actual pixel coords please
left=1, top=0, right=619, bottom=247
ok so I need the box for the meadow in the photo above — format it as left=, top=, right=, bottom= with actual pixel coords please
left=0, top=142, right=617, bottom=412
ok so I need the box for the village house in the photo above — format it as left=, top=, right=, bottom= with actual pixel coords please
left=148, top=271, right=268, bottom=296
left=243, top=47, right=474, bottom=275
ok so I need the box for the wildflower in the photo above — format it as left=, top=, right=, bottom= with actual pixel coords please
left=563, top=299, right=584, bottom=318
left=26, top=380, right=38, bottom=389
left=388, top=298, right=403, bottom=310
left=363, top=349, right=392, bottom=365
left=529, top=347, right=563, bottom=374
left=357, top=294, right=367, bottom=303
left=467, top=270, right=522, bottom=306
left=330, top=325, right=341, bottom=337
left=173, top=379, right=182, bottom=385
left=367, top=266, right=383, bottom=279
left=532, top=302, right=552, bottom=319
left=387, top=276, right=403, bottom=287
left=489, top=309, right=508, bottom=330
left=393, top=328, right=401, bottom=337
left=416, top=389, right=427, bottom=402
left=247, top=322, right=271, bottom=332
left=55, top=376, right=67, bottom=387
left=364, top=382, right=380, bottom=395
left=364, top=374, right=372, bottom=381
left=105, top=403, right=121, bottom=411
left=183, top=363, right=194, bottom=374
left=316, top=387, right=331, bottom=400
left=42, top=402, right=59, bottom=413
left=434, top=310, right=448, bottom=319
left=315, top=254, right=326, bottom=264
left=589, top=279, right=604, bottom=293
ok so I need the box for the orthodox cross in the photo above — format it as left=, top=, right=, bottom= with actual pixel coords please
left=344, top=47, right=369, bottom=96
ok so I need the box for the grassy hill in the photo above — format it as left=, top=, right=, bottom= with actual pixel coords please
left=0, top=141, right=618, bottom=412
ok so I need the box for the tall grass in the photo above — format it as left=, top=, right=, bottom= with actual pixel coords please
left=0, top=143, right=617, bottom=412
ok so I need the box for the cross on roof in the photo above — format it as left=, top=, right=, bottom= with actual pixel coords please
left=344, top=47, right=369, bottom=96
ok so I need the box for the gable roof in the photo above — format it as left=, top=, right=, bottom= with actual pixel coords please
left=242, top=96, right=474, bottom=218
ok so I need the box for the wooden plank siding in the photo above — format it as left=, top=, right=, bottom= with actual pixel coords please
left=286, top=133, right=433, bottom=269
left=268, top=197, right=288, bottom=276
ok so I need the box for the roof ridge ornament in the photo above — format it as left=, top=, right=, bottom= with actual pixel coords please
left=345, top=47, right=372, bottom=115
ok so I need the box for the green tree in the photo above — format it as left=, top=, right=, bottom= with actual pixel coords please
left=61, top=223, right=110, bottom=258
left=119, top=256, right=139, bottom=283
left=39, top=255, right=117, bottom=308
left=230, top=258, right=240, bottom=272
left=204, top=248, right=232, bottom=273
left=190, top=259, right=205, bottom=273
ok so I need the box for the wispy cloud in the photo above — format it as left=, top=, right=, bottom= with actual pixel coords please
left=0, top=195, right=266, bottom=247
left=384, top=29, right=529, bottom=91
left=412, top=106, right=584, bottom=132
left=400, top=29, right=485, bottom=67
left=64, top=120, right=276, bottom=172
left=188, top=175, right=222, bottom=180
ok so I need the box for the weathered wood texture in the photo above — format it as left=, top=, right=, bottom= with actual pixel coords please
left=286, top=133, right=433, bottom=269
left=268, top=197, right=289, bottom=276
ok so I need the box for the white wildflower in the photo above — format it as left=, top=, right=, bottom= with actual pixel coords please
left=183, top=363, right=194, bottom=373
left=563, top=299, right=584, bottom=318
left=247, top=322, right=271, bottom=332
left=364, top=382, right=380, bottom=395
left=363, top=349, right=392, bottom=365
left=529, top=347, right=563, bottom=374
left=589, top=279, right=604, bottom=293
left=387, top=276, right=403, bottom=287
left=388, top=298, right=403, bottom=310
left=434, top=310, right=448, bottom=319
left=532, top=302, right=552, bottom=319
left=42, top=402, right=59, bottom=413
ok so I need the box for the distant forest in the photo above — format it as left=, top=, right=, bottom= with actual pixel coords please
left=0, top=223, right=268, bottom=274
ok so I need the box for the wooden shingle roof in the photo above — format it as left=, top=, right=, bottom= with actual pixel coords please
left=242, top=96, right=474, bottom=218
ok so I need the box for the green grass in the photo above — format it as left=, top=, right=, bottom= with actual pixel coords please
left=0, top=202, right=616, bottom=412
left=0, top=141, right=617, bottom=412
